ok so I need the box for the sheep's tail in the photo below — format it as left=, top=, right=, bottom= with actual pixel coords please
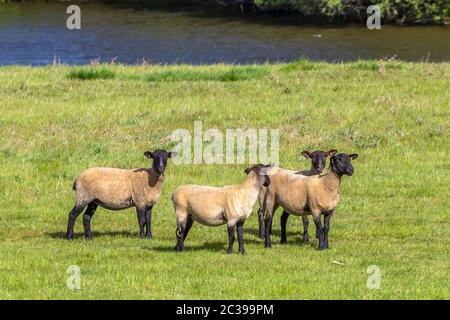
left=72, top=180, right=77, bottom=191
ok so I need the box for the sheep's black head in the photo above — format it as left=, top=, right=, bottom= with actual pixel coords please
left=330, top=153, right=358, bottom=177
left=301, top=149, right=337, bottom=174
left=245, top=164, right=273, bottom=187
left=144, top=149, right=176, bottom=175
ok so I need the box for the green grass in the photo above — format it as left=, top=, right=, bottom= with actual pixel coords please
left=280, top=58, right=322, bottom=72
left=66, top=67, right=116, bottom=80
left=144, top=66, right=268, bottom=82
left=0, top=62, right=449, bottom=299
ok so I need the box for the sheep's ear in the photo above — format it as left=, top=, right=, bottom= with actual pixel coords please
left=327, top=149, right=338, bottom=157
left=349, top=153, right=359, bottom=160
left=168, top=151, right=177, bottom=158
left=244, top=167, right=252, bottom=175
left=301, top=151, right=311, bottom=159
left=144, top=151, right=154, bottom=159
left=265, top=163, right=275, bottom=173
left=261, top=164, right=274, bottom=176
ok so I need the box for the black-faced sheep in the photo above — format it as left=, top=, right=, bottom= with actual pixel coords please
left=263, top=153, right=358, bottom=250
left=66, top=149, right=174, bottom=240
left=257, top=149, right=337, bottom=242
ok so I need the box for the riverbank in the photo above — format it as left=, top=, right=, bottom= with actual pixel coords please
left=0, top=62, right=448, bottom=299
left=222, top=0, right=450, bottom=25
left=3, top=0, right=449, bottom=25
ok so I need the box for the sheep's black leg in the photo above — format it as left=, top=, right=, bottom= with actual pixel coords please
left=323, top=209, right=334, bottom=249
left=280, top=210, right=289, bottom=244
left=136, top=208, right=145, bottom=238
left=226, top=225, right=235, bottom=254
left=236, top=220, right=246, bottom=255
left=302, top=216, right=310, bottom=243
left=66, top=204, right=86, bottom=240
left=175, top=224, right=185, bottom=252
left=264, top=212, right=273, bottom=248
left=269, top=216, right=274, bottom=234
left=313, top=214, right=325, bottom=250
left=257, top=208, right=265, bottom=239
left=144, top=205, right=153, bottom=239
left=83, top=203, right=98, bottom=240
left=183, top=215, right=193, bottom=241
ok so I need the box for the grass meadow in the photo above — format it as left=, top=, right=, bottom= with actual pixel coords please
left=0, top=61, right=448, bottom=299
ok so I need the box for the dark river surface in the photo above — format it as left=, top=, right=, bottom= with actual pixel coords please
left=0, top=2, right=449, bottom=65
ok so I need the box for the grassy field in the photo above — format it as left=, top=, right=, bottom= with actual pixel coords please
left=0, top=61, right=448, bottom=299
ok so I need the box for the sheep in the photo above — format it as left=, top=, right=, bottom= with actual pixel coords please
left=172, top=164, right=272, bottom=255
left=66, top=149, right=175, bottom=240
left=263, top=153, right=358, bottom=250
left=257, top=149, right=338, bottom=242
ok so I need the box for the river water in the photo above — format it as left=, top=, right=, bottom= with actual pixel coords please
left=0, top=2, right=449, bottom=65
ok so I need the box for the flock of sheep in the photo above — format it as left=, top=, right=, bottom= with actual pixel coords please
left=66, top=148, right=358, bottom=254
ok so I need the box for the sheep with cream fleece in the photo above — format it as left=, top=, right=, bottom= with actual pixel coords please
left=257, top=149, right=337, bottom=241
left=172, top=164, right=272, bottom=255
left=263, top=153, right=358, bottom=250
left=66, top=149, right=174, bottom=240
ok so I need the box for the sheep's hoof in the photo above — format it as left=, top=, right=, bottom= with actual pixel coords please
left=226, top=248, right=233, bottom=254
left=264, top=243, right=272, bottom=248
left=317, top=245, right=326, bottom=251
left=239, top=250, right=246, bottom=256
left=280, top=239, right=287, bottom=245
left=175, top=246, right=184, bottom=252
left=66, top=234, right=73, bottom=240
left=145, top=234, right=153, bottom=240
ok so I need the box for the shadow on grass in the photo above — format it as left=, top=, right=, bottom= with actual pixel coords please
left=46, top=230, right=137, bottom=240
left=146, top=241, right=226, bottom=253
left=246, top=227, right=285, bottom=237
left=246, top=227, right=316, bottom=247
